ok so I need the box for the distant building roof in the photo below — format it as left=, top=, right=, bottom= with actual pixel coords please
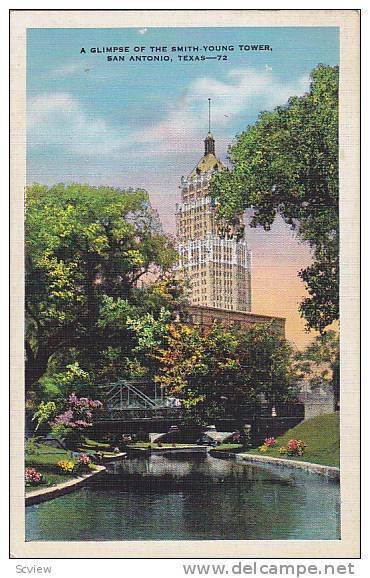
left=188, top=153, right=225, bottom=179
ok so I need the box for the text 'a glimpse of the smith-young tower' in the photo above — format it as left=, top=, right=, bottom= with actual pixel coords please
left=176, top=99, right=252, bottom=312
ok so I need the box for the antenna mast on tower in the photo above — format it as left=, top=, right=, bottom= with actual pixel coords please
left=208, top=97, right=211, bottom=132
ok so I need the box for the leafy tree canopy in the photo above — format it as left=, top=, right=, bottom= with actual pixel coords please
left=211, top=64, right=339, bottom=332
left=25, top=183, right=181, bottom=394
left=153, top=322, right=297, bottom=425
left=294, top=330, right=339, bottom=406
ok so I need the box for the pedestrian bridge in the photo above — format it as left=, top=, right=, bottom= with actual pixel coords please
left=94, top=380, right=305, bottom=435
left=96, top=380, right=182, bottom=422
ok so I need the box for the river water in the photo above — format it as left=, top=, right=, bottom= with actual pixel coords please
left=26, top=453, right=340, bottom=541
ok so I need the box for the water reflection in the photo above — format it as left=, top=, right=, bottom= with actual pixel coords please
left=26, top=454, right=340, bottom=541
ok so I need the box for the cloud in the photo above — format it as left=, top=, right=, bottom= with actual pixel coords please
left=52, top=62, right=85, bottom=77
left=28, top=93, right=126, bottom=157
left=135, top=67, right=310, bottom=156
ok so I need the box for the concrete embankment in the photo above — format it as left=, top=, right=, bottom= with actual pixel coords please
left=211, top=450, right=340, bottom=480
left=127, top=445, right=209, bottom=455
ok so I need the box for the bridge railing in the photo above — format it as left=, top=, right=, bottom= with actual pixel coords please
left=98, top=380, right=168, bottom=410
left=96, top=407, right=183, bottom=422
left=95, top=402, right=305, bottom=423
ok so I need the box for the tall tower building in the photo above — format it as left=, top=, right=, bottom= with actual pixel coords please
left=176, top=104, right=252, bottom=312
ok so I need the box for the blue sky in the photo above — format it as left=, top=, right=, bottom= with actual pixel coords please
left=27, top=26, right=339, bottom=230
left=27, top=26, right=339, bottom=347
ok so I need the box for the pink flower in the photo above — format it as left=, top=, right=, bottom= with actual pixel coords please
left=25, top=467, right=43, bottom=485
left=78, top=454, right=90, bottom=464
left=264, top=437, right=276, bottom=447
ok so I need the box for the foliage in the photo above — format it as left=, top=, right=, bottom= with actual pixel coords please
left=211, top=65, right=339, bottom=331
left=39, top=363, right=92, bottom=399
left=25, top=438, right=40, bottom=456
left=154, top=321, right=297, bottom=425
left=295, top=330, right=339, bottom=405
left=31, top=401, right=57, bottom=431
left=25, top=183, right=180, bottom=393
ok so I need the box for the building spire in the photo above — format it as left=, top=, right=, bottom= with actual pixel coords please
left=204, top=97, right=215, bottom=155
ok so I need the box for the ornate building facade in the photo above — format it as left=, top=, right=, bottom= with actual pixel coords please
left=176, top=130, right=252, bottom=311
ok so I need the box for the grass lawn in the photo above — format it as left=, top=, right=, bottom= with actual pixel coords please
left=77, top=437, right=119, bottom=457
left=79, top=437, right=111, bottom=451
left=25, top=442, right=96, bottom=492
left=248, top=413, right=340, bottom=468
left=210, top=443, right=243, bottom=452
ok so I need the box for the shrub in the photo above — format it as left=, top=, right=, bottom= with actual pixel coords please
left=49, top=423, right=73, bottom=439
left=75, top=454, right=91, bottom=473
left=25, top=438, right=40, bottom=456
left=25, top=467, right=43, bottom=486
left=286, top=439, right=306, bottom=456
left=49, top=393, right=103, bottom=449
left=32, top=401, right=57, bottom=432
left=258, top=444, right=268, bottom=453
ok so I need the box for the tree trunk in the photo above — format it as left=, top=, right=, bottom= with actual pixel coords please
left=25, top=343, right=51, bottom=391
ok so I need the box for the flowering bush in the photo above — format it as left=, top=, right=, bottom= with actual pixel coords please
left=286, top=439, right=306, bottom=456
left=78, top=453, right=91, bottom=465
left=50, top=393, right=103, bottom=430
left=49, top=393, right=103, bottom=448
left=278, top=446, right=287, bottom=455
left=57, top=460, right=76, bottom=474
left=264, top=437, right=276, bottom=447
left=258, top=437, right=276, bottom=453
left=75, top=454, right=91, bottom=473
left=25, top=467, right=43, bottom=486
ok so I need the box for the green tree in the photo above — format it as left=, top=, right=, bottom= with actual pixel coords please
left=25, top=183, right=179, bottom=392
left=295, top=330, right=340, bottom=408
left=154, top=322, right=297, bottom=424
left=211, top=64, right=339, bottom=332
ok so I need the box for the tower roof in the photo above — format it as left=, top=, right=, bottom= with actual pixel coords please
left=188, top=132, right=225, bottom=179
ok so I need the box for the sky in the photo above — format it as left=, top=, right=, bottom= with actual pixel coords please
left=27, top=26, right=339, bottom=349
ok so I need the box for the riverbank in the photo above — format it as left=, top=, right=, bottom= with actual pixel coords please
left=210, top=413, right=340, bottom=478
left=246, top=413, right=340, bottom=468
left=234, top=452, right=339, bottom=480
left=25, top=464, right=106, bottom=506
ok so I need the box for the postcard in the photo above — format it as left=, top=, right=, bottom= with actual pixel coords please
left=10, top=9, right=360, bottom=558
